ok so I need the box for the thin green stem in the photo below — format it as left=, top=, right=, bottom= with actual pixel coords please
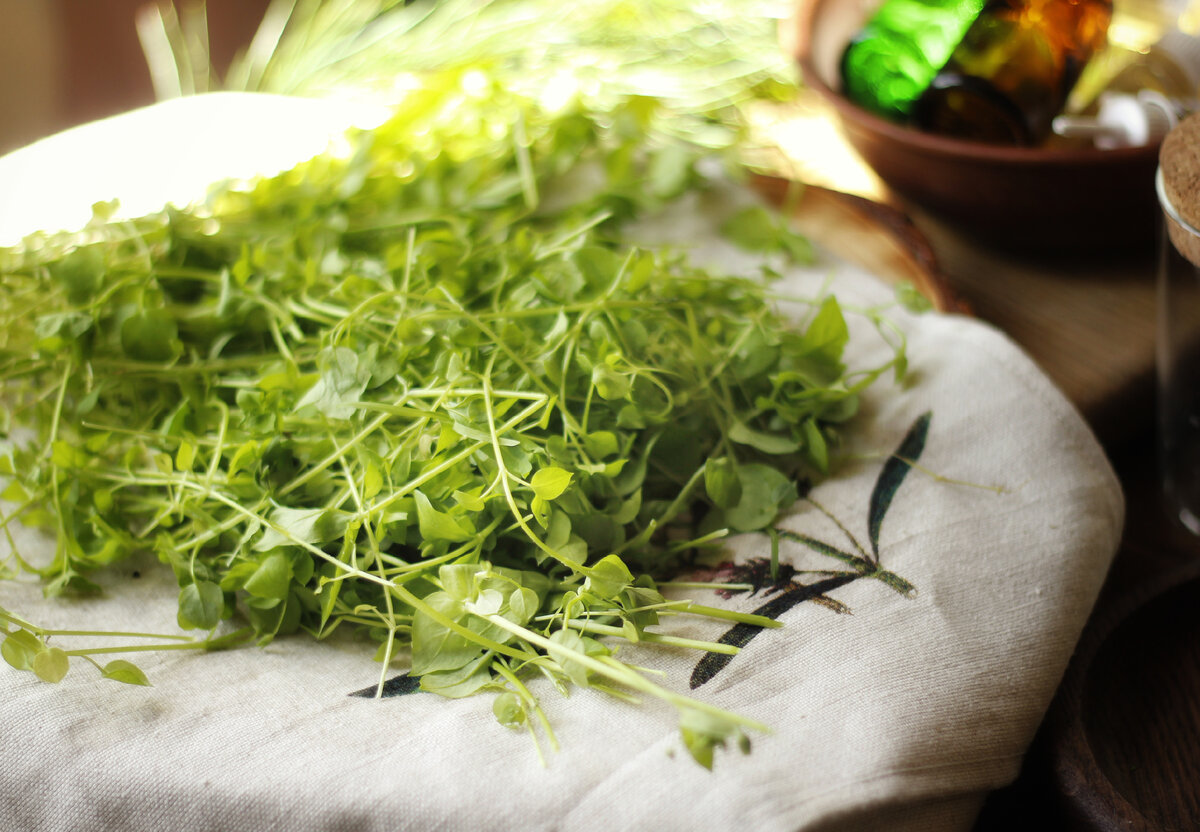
left=681, top=602, right=783, bottom=629
left=566, top=619, right=739, bottom=655
left=481, top=368, right=592, bottom=575
left=471, top=607, right=767, bottom=732
left=493, top=658, right=559, bottom=753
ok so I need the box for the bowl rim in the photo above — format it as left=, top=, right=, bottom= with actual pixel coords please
left=790, top=0, right=1160, bottom=167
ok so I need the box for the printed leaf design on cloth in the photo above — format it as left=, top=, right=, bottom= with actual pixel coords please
left=690, top=570, right=856, bottom=689
left=349, top=672, right=422, bottom=698
left=777, top=531, right=915, bottom=599
left=868, top=411, right=931, bottom=560
left=690, top=411, right=931, bottom=688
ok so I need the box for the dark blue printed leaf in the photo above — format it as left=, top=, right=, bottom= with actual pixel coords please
left=868, top=411, right=932, bottom=560
left=348, top=673, right=422, bottom=698
left=689, top=573, right=858, bottom=689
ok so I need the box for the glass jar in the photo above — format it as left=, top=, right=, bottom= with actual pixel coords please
left=1157, top=147, right=1200, bottom=532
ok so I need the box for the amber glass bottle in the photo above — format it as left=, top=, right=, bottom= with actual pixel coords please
left=911, top=0, right=1114, bottom=144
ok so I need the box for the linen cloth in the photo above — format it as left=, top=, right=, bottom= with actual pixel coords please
left=0, top=94, right=1123, bottom=832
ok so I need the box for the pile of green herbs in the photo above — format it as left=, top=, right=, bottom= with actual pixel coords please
left=0, top=0, right=910, bottom=768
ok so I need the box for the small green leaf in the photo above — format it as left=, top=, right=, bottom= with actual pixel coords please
left=178, top=580, right=224, bottom=630
left=419, top=652, right=494, bottom=699
left=32, top=646, right=70, bottom=683
left=616, top=404, right=645, bottom=429
left=545, top=510, right=572, bottom=549
left=895, top=281, right=933, bottom=313
left=410, top=592, right=477, bottom=675
left=585, top=554, right=634, bottom=600
left=725, top=463, right=797, bottom=532
left=120, top=311, right=179, bottom=362
left=704, top=457, right=742, bottom=508
left=583, top=431, right=619, bottom=459
left=440, top=563, right=478, bottom=602
left=507, top=586, right=540, bottom=624
left=244, top=553, right=292, bottom=600
left=493, top=691, right=526, bottom=728
left=591, top=364, right=631, bottom=400
left=802, top=296, right=849, bottom=363
left=452, top=488, right=485, bottom=512
left=802, top=419, right=828, bottom=473
left=1, top=629, right=42, bottom=671
left=530, top=494, right=551, bottom=527
left=549, top=629, right=591, bottom=688
left=255, top=506, right=349, bottom=552
left=362, top=462, right=384, bottom=500
left=530, top=467, right=573, bottom=501
left=679, top=707, right=742, bottom=770
left=101, top=660, right=152, bottom=686
left=474, top=588, right=505, bottom=617
left=93, top=488, right=114, bottom=513
left=613, top=489, right=642, bottom=524
left=175, top=440, right=196, bottom=472
left=294, top=346, right=369, bottom=420
left=50, top=440, right=88, bottom=468
left=227, top=440, right=261, bottom=477
left=500, top=444, right=533, bottom=477
left=558, top=536, right=588, bottom=565
left=1, top=480, right=29, bottom=503
left=46, top=245, right=105, bottom=303
left=414, top=490, right=475, bottom=543
left=728, top=421, right=801, bottom=455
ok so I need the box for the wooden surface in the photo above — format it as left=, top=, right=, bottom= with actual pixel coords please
left=914, top=217, right=1160, bottom=445
left=755, top=176, right=966, bottom=314
left=1055, top=565, right=1200, bottom=829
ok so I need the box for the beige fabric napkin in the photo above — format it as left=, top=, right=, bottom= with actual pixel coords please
left=0, top=95, right=1123, bottom=832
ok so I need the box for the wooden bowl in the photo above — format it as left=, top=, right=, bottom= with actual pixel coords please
left=788, top=0, right=1162, bottom=251
left=1049, top=557, right=1200, bottom=830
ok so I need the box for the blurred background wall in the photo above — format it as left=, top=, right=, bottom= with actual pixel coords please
left=0, top=0, right=270, bottom=154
